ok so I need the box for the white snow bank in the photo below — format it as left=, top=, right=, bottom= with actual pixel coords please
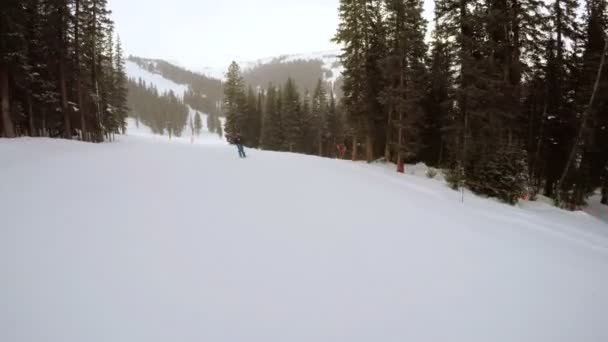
left=585, top=191, right=608, bottom=224
left=1, top=137, right=607, bottom=342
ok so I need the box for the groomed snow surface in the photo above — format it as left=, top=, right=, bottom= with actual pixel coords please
left=2, top=128, right=608, bottom=342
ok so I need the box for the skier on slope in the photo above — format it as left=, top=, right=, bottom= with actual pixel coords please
left=234, top=133, right=247, bottom=158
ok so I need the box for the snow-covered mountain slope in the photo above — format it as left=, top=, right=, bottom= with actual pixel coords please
left=126, top=60, right=224, bottom=143
left=126, top=60, right=189, bottom=99
left=199, top=49, right=343, bottom=83
left=2, top=136, right=608, bottom=342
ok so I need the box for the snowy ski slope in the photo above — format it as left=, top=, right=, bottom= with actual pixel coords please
left=1, top=135, right=608, bottom=342
left=126, top=60, right=225, bottom=144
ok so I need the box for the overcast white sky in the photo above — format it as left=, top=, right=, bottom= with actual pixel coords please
left=108, top=0, right=435, bottom=69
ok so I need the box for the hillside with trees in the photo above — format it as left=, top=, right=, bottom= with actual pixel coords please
left=242, top=58, right=338, bottom=97
left=224, top=61, right=346, bottom=156
left=127, top=78, right=189, bottom=137
left=128, top=56, right=223, bottom=117
left=0, top=0, right=128, bottom=142
left=222, top=0, right=608, bottom=209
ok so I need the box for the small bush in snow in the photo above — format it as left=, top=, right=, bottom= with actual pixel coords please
left=426, top=168, right=438, bottom=179
left=446, top=164, right=464, bottom=190
left=467, top=147, right=529, bottom=205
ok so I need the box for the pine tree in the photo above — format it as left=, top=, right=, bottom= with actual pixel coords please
left=101, top=25, right=116, bottom=138
left=261, top=83, right=283, bottom=150
left=334, top=0, right=372, bottom=159
left=113, top=35, right=128, bottom=134
left=562, top=0, right=608, bottom=206
left=256, top=88, right=264, bottom=146
left=326, top=90, right=343, bottom=156
left=421, top=28, right=453, bottom=167
left=311, top=79, right=329, bottom=156
left=0, top=0, right=124, bottom=142
left=382, top=0, right=428, bottom=172
left=243, top=85, right=262, bottom=147
left=281, top=77, right=302, bottom=152
left=301, top=89, right=312, bottom=153
left=194, top=111, right=202, bottom=135
left=365, top=0, right=389, bottom=161
left=602, top=164, right=608, bottom=205
left=0, top=0, right=25, bottom=138
left=19, top=0, right=46, bottom=137
left=539, top=0, right=582, bottom=198
left=48, top=0, right=74, bottom=139
left=223, top=61, right=246, bottom=142
left=207, top=111, right=216, bottom=133
left=434, top=0, right=543, bottom=203
left=469, top=146, right=530, bottom=204
left=216, top=116, right=223, bottom=138
left=127, top=80, right=188, bottom=136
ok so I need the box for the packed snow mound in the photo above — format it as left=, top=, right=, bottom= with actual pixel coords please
left=2, top=136, right=608, bottom=342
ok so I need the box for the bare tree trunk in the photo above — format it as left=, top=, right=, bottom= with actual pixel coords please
left=365, top=133, right=374, bottom=162
left=59, top=59, right=71, bottom=139
left=397, top=55, right=405, bottom=173
left=75, top=0, right=86, bottom=141
left=78, top=79, right=86, bottom=140
left=558, top=37, right=608, bottom=192
left=0, top=65, right=15, bottom=138
left=459, top=0, right=469, bottom=187
left=397, top=111, right=404, bottom=173
left=438, top=139, right=444, bottom=167
left=352, top=136, right=358, bottom=161
left=531, top=102, right=547, bottom=189
left=385, top=104, right=392, bottom=162
left=41, top=108, right=47, bottom=137
left=27, top=94, right=36, bottom=137
left=318, top=133, right=323, bottom=156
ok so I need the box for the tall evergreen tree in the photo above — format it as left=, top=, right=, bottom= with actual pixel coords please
left=301, top=89, right=313, bottom=153
left=223, top=61, right=246, bottom=141
left=243, top=85, right=262, bottom=147
left=113, top=35, right=128, bottom=134
left=0, top=0, right=25, bottom=138
left=261, top=83, right=283, bottom=150
left=207, top=111, right=217, bottom=133
left=311, top=79, right=329, bottom=156
left=334, top=0, right=387, bottom=161
left=281, top=77, right=302, bottom=152
left=563, top=0, right=608, bottom=206
left=326, top=90, right=344, bottom=156
left=0, top=0, right=125, bottom=142
left=382, top=0, right=428, bottom=172
left=194, top=111, right=202, bottom=136
left=421, top=28, right=453, bottom=167
left=537, top=0, right=582, bottom=198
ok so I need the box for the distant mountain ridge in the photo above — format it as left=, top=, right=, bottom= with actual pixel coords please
left=198, top=50, right=343, bottom=83
left=128, top=49, right=344, bottom=101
